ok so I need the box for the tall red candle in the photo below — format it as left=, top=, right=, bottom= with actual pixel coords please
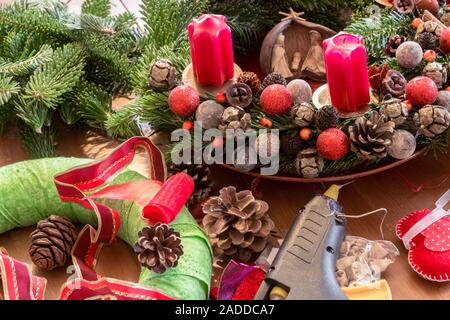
left=188, top=14, right=234, bottom=87
left=323, top=32, right=370, bottom=113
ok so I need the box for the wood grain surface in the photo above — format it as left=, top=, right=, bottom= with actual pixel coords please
left=0, top=118, right=449, bottom=300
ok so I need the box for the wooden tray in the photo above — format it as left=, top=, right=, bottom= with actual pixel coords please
left=220, top=147, right=428, bottom=183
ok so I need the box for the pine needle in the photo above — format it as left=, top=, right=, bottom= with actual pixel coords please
left=19, top=123, right=56, bottom=159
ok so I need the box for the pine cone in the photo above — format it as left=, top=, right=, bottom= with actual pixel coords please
left=381, top=70, right=407, bottom=98
left=417, top=32, right=440, bottom=50
left=385, top=35, right=406, bottom=57
left=134, top=223, right=183, bottom=274
left=295, top=148, right=324, bottom=178
left=202, top=186, right=274, bottom=262
left=148, top=59, right=177, bottom=90
left=169, top=162, right=213, bottom=207
left=393, top=0, right=415, bottom=13
left=29, top=215, right=78, bottom=270
left=349, top=111, right=396, bottom=160
left=261, top=72, right=286, bottom=90
left=315, top=105, right=339, bottom=131
left=368, top=64, right=389, bottom=91
left=291, top=102, right=315, bottom=127
left=237, top=72, right=261, bottom=94
left=423, top=62, right=448, bottom=88
left=380, top=98, right=409, bottom=126
left=218, top=106, right=251, bottom=131
left=414, top=105, right=450, bottom=137
left=280, top=134, right=303, bottom=155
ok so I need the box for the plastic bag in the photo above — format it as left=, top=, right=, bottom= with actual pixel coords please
left=335, top=236, right=399, bottom=288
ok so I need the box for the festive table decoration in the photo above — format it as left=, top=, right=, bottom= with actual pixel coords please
left=396, top=190, right=450, bottom=281
left=0, top=137, right=213, bottom=300
left=323, top=32, right=371, bottom=114
left=259, top=9, right=336, bottom=82
left=29, top=215, right=78, bottom=271
left=148, top=59, right=178, bottom=91
left=202, top=186, right=274, bottom=262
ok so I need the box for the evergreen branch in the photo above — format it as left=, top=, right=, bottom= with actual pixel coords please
left=75, top=81, right=111, bottom=129
left=322, top=152, right=363, bottom=175
left=19, top=122, right=56, bottom=159
left=79, top=14, right=117, bottom=35
left=0, top=44, right=53, bottom=76
left=82, top=0, right=110, bottom=18
left=0, top=103, right=13, bottom=135
left=139, top=92, right=184, bottom=132
left=13, top=96, right=51, bottom=133
left=24, top=43, right=85, bottom=109
left=105, top=100, right=141, bottom=138
left=0, top=75, right=20, bottom=106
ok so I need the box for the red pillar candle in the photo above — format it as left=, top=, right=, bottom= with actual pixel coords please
left=323, top=32, right=370, bottom=113
left=188, top=14, right=234, bottom=87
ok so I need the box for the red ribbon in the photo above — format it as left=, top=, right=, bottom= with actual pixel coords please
left=0, top=137, right=194, bottom=300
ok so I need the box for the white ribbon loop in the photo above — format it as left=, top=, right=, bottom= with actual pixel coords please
left=402, top=189, right=450, bottom=250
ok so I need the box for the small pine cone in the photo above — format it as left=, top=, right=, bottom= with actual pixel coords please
left=218, top=106, right=252, bottom=131
left=202, top=186, right=274, bottom=262
left=291, top=102, right=315, bottom=127
left=134, top=223, right=183, bottom=274
left=29, top=215, right=78, bottom=270
left=148, top=59, right=177, bottom=90
left=414, top=105, right=450, bottom=137
left=381, top=70, right=407, bottom=98
left=169, top=163, right=213, bottom=207
left=237, top=71, right=261, bottom=94
left=295, top=148, right=324, bottom=178
left=417, top=32, right=440, bottom=50
left=385, top=35, right=406, bottom=57
left=349, top=111, right=395, bottom=160
left=315, top=105, right=339, bottom=131
left=393, top=0, right=415, bottom=13
left=380, top=98, right=409, bottom=127
left=423, top=62, right=448, bottom=88
left=280, top=134, right=303, bottom=155
left=261, top=72, right=286, bottom=90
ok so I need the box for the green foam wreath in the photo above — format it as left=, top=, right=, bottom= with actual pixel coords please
left=0, top=157, right=212, bottom=300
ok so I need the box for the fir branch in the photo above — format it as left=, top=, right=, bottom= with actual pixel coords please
left=0, top=75, right=20, bottom=106
left=105, top=100, right=141, bottom=138
left=13, top=96, right=51, bottom=133
left=322, top=152, right=363, bottom=175
left=139, top=92, right=184, bottom=132
left=19, top=122, right=56, bottom=159
left=74, top=81, right=111, bottom=129
left=79, top=14, right=117, bottom=36
left=24, top=43, right=85, bottom=109
left=81, top=0, right=110, bottom=18
left=0, top=103, right=13, bottom=135
left=0, top=44, right=53, bottom=77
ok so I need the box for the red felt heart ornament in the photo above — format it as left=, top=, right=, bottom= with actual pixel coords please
left=396, top=209, right=450, bottom=282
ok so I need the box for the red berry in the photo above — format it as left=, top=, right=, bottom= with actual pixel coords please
left=259, top=117, right=273, bottom=128
left=260, top=84, right=292, bottom=115
left=316, top=128, right=349, bottom=161
left=405, top=100, right=413, bottom=112
left=216, top=91, right=227, bottom=104
left=299, top=127, right=313, bottom=141
left=182, top=120, right=194, bottom=131
left=423, top=50, right=436, bottom=62
left=411, top=18, right=422, bottom=30
left=168, top=85, right=199, bottom=116
left=405, top=76, right=438, bottom=107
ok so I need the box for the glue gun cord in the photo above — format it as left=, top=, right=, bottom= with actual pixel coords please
left=336, top=208, right=388, bottom=240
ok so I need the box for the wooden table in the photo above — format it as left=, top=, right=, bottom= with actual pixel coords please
left=0, top=121, right=449, bottom=300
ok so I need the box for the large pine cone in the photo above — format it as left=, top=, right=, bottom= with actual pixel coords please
left=349, top=111, right=395, bottom=160
left=169, top=162, right=213, bottom=207
left=202, top=186, right=274, bottom=262
left=133, top=223, right=183, bottom=274
left=414, top=105, right=450, bottom=137
left=29, top=215, right=78, bottom=270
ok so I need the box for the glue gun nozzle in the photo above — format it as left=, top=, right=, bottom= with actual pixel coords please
left=323, top=181, right=354, bottom=201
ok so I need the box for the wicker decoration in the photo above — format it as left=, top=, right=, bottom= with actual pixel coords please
left=29, top=215, right=78, bottom=270
left=380, top=98, right=409, bottom=126
left=295, top=147, right=324, bottom=178
left=202, top=186, right=274, bottom=262
left=168, top=162, right=213, bottom=207
left=219, top=106, right=252, bottom=131
left=133, top=223, right=183, bottom=274
left=414, top=105, right=450, bottom=137
left=349, top=111, right=396, bottom=160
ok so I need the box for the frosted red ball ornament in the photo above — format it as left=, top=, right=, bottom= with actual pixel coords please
left=405, top=76, right=438, bottom=107
left=316, top=128, right=349, bottom=161
left=260, top=84, right=292, bottom=115
left=440, top=27, right=450, bottom=54
left=168, top=85, right=200, bottom=116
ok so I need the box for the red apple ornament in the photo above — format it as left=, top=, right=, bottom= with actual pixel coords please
left=440, top=27, right=450, bottom=54
left=260, top=84, right=292, bottom=115
left=168, top=85, right=200, bottom=116
left=316, top=128, right=349, bottom=161
left=405, top=76, right=438, bottom=107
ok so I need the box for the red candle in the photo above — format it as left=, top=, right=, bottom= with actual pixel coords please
left=323, top=32, right=370, bottom=113
left=188, top=14, right=234, bottom=87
